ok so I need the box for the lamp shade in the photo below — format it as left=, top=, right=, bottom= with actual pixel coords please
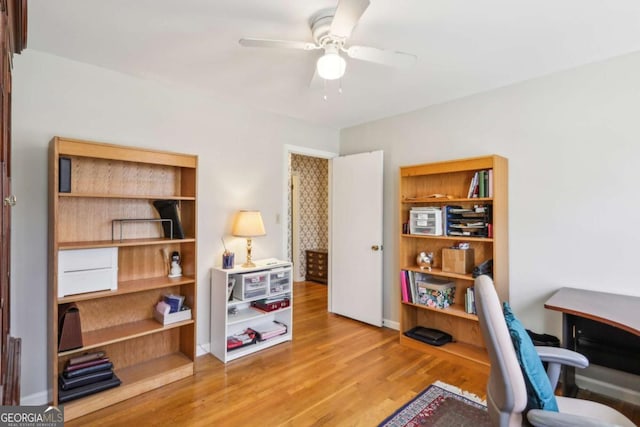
left=316, top=45, right=346, bottom=80
left=232, top=210, right=266, bottom=237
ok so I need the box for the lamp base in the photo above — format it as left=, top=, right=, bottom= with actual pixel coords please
left=243, top=237, right=255, bottom=268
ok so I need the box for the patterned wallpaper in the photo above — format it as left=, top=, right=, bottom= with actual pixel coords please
left=288, top=154, right=329, bottom=279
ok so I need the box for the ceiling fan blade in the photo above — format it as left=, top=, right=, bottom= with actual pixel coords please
left=346, top=45, right=417, bottom=68
left=330, top=0, right=370, bottom=39
left=239, top=38, right=318, bottom=50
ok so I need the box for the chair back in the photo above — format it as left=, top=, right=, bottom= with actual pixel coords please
left=475, top=275, right=528, bottom=426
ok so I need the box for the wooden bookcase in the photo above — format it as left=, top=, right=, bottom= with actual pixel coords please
left=398, top=155, right=508, bottom=366
left=48, top=137, right=197, bottom=420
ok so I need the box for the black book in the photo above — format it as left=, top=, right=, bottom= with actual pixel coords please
left=63, top=361, right=114, bottom=379
left=58, top=374, right=121, bottom=403
left=59, top=370, right=114, bottom=390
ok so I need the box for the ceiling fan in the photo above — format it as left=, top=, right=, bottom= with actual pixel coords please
left=239, top=0, right=417, bottom=85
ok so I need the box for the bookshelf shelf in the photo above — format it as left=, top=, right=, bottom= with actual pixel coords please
left=402, top=267, right=474, bottom=282
left=398, top=155, right=508, bottom=366
left=401, top=234, right=493, bottom=243
left=58, top=275, right=196, bottom=304
left=50, top=137, right=197, bottom=420
left=61, top=352, right=193, bottom=420
left=227, top=306, right=292, bottom=326
left=58, top=237, right=196, bottom=250
left=58, top=318, right=195, bottom=357
left=401, top=301, right=479, bottom=321
left=402, top=197, right=493, bottom=204
left=59, top=193, right=196, bottom=201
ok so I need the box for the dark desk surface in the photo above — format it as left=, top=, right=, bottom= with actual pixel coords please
left=544, top=287, right=640, bottom=336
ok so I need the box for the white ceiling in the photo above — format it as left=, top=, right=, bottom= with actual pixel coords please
left=27, top=0, right=640, bottom=129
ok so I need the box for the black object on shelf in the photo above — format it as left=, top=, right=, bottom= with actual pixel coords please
left=404, top=326, right=452, bottom=347
left=58, top=303, right=83, bottom=352
left=57, top=373, right=121, bottom=403
left=152, top=200, right=185, bottom=239
left=59, top=157, right=71, bottom=193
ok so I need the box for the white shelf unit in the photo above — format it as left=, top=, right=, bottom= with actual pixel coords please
left=210, top=259, right=293, bottom=363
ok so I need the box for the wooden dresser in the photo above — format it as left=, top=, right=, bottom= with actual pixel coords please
left=305, top=249, right=328, bottom=284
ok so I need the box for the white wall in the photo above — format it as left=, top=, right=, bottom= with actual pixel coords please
left=11, top=50, right=339, bottom=401
left=341, top=52, right=640, bottom=392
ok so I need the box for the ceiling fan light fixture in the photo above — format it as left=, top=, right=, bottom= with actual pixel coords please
left=316, top=45, right=346, bottom=80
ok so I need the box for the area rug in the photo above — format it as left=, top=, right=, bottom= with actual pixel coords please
left=378, top=380, right=491, bottom=427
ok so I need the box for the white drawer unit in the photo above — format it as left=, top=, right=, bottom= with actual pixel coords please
left=268, top=267, right=291, bottom=296
left=211, top=259, right=293, bottom=363
left=232, top=271, right=269, bottom=301
left=58, top=247, right=118, bottom=298
left=409, top=207, right=443, bottom=236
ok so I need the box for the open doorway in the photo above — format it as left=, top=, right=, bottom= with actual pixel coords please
left=283, top=145, right=336, bottom=287
left=288, top=153, right=329, bottom=283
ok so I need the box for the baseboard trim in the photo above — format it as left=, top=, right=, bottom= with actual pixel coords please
left=383, top=319, right=399, bottom=330
left=576, top=374, right=640, bottom=406
left=197, top=343, right=210, bottom=356
left=21, top=390, right=49, bottom=406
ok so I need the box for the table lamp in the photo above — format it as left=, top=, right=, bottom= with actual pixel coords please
left=232, top=210, right=266, bottom=267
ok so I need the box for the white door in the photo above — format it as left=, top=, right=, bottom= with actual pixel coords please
left=330, top=151, right=383, bottom=326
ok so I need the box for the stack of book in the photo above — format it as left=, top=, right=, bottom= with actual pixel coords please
left=467, top=169, right=493, bottom=198
left=252, top=321, right=287, bottom=341
left=58, top=351, right=121, bottom=403
left=227, top=328, right=257, bottom=351
left=443, top=204, right=492, bottom=237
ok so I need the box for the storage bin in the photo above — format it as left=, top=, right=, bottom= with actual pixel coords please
left=58, top=247, right=118, bottom=298
left=415, top=276, right=455, bottom=309
left=154, top=307, right=192, bottom=325
left=409, top=208, right=443, bottom=235
left=268, top=268, right=292, bottom=295
left=232, top=271, right=269, bottom=300
left=442, top=248, right=475, bottom=274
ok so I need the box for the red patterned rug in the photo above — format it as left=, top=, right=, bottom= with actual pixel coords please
left=378, top=381, right=491, bottom=427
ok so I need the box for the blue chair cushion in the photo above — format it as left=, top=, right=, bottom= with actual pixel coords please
left=503, top=302, right=559, bottom=412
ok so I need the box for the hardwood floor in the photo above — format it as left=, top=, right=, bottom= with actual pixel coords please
left=67, top=281, right=639, bottom=426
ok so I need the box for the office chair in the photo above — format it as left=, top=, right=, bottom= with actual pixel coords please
left=474, top=275, right=635, bottom=427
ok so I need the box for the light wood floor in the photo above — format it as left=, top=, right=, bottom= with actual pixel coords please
left=67, top=281, right=639, bottom=426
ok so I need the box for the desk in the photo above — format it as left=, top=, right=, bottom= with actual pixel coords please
left=544, top=287, right=640, bottom=396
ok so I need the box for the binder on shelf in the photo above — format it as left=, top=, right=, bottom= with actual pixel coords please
left=59, top=369, right=114, bottom=390
left=57, top=374, right=122, bottom=403
left=64, top=361, right=113, bottom=379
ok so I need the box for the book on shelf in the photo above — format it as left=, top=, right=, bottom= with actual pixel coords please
left=58, top=350, right=120, bottom=402
left=400, top=271, right=409, bottom=303
left=58, top=374, right=121, bottom=403
left=59, top=369, right=114, bottom=391
left=465, top=287, right=477, bottom=314
left=64, top=360, right=113, bottom=379
left=467, top=169, right=493, bottom=198
left=252, top=321, right=287, bottom=341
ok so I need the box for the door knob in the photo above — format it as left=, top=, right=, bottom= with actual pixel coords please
left=371, top=245, right=382, bottom=251
left=3, top=195, right=16, bottom=207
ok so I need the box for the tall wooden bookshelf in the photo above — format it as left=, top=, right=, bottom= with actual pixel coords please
left=399, top=155, right=508, bottom=366
left=49, top=137, right=197, bottom=420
